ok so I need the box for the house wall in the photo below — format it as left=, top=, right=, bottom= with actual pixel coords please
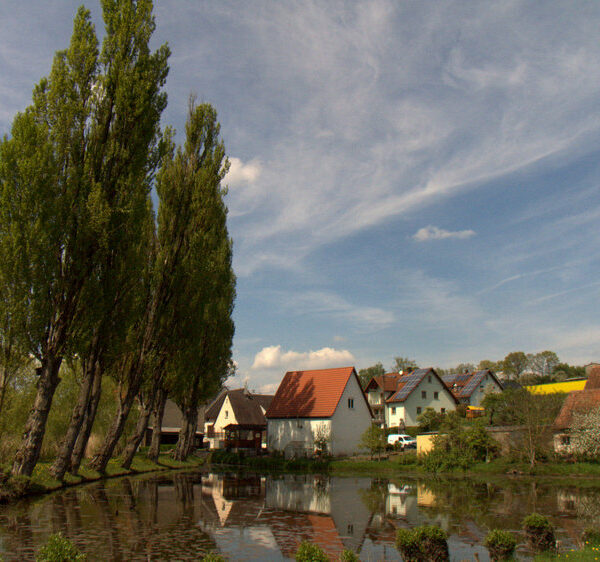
left=467, top=376, right=502, bottom=406
left=267, top=418, right=332, bottom=456
left=330, top=375, right=372, bottom=455
left=206, top=395, right=239, bottom=449
left=386, top=375, right=456, bottom=427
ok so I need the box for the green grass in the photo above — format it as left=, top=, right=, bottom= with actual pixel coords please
left=0, top=452, right=205, bottom=502
left=535, top=545, right=600, bottom=561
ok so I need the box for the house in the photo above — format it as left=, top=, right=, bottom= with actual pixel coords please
left=553, top=367, right=600, bottom=453
left=364, top=373, right=405, bottom=426
left=442, top=369, right=503, bottom=406
left=145, top=399, right=206, bottom=447
left=265, top=366, right=372, bottom=457
left=204, top=388, right=273, bottom=450
left=385, top=368, right=458, bottom=429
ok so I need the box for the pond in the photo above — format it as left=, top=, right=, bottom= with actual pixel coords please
left=0, top=470, right=598, bottom=560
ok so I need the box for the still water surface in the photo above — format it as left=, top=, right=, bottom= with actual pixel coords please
left=0, top=470, right=598, bottom=561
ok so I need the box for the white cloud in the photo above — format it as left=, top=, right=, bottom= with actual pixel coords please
left=225, top=157, right=262, bottom=187
left=251, top=345, right=355, bottom=371
left=413, top=225, right=476, bottom=242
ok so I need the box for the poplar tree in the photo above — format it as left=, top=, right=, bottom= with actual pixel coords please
left=0, top=0, right=169, bottom=477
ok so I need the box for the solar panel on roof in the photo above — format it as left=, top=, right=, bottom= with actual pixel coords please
left=392, top=369, right=428, bottom=401
left=461, top=371, right=486, bottom=396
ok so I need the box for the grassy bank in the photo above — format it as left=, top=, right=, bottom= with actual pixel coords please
left=0, top=452, right=206, bottom=503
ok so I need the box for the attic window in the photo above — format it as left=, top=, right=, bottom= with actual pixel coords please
left=428, top=376, right=431, bottom=383
left=225, top=410, right=228, bottom=419
left=434, top=391, right=439, bottom=400
left=348, top=398, right=354, bottom=409
left=297, top=419, right=303, bottom=428
left=417, top=407, right=422, bottom=415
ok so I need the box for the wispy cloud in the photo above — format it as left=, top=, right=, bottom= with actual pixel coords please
left=413, top=225, right=476, bottom=242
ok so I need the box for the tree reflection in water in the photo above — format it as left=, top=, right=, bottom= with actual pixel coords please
left=0, top=471, right=599, bottom=560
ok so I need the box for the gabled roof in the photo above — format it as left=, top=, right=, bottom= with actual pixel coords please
left=387, top=368, right=458, bottom=404
left=205, top=388, right=273, bottom=425
left=365, top=373, right=404, bottom=393
left=554, top=389, right=600, bottom=430
left=265, top=366, right=366, bottom=419
left=442, top=369, right=502, bottom=399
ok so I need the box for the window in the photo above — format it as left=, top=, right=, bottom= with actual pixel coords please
left=428, top=376, right=432, bottom=383
left=421, top=390, right=427, bottom=399
left=416, top=407, right=422, bottom=415
left=297, top=419, right=303, bottom=428
left=434, top=391, right=439, bottom=400
left=347, top=524, right=354, bottom=535
left=224, top=410, right=228, bottom=419
left=348, top=398, right=354, bottom=409
left=441, top=408, right=446, bottom=414
left=391, top=407, right=396, bottom=415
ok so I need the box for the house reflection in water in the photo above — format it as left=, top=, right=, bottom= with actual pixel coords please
left=197, top=473, right=373, bottom=560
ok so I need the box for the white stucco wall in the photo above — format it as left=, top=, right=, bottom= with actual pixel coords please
left=267, top=374, right=372, bottom=456
left=267, top=418, right=331, bottom=455
left=386, top=374, right=456, bottom=427
left=330, top=374, right=373, bottom=455
left=467, top=376, right=502, bottom=406
left=205, top=395, right=238, bottom=448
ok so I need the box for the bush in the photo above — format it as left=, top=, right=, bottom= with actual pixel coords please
left=522, top=513, right=555, bottom=553
left=201, top=554, right=226, bottom=562
left=395, top=525, right=449, bottom=561
left=295, top=540, right=329, bottom=562
left=340, top=549, right=359, bottom=561
left=582, top=527, right=600, bottom=547
left=36, top=533, right=86, bottom=561
left=484, top=529, right=517, bottom=561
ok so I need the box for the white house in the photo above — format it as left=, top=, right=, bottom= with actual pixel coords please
left=265, top=367, right=373, bottom=457
left=204, top=388, right=273, bottom=449
left=441, top=369, right=503, bottom=407
left=364, top=373, right=405, bottom=427
left=385, top=368, right=457, bottom=428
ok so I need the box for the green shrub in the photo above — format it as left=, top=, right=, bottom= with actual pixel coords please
left=36, top=533, right=86, bottom=561
left=395, top=525, right=449, bottom=561
left=339, top=549, right=359, bottom=561
left=522, top=513, right=555, bottom=553
left=484, top=529, right=517, bottom=561
left=395, top=528, right=423, bottom=562
left=295, top=540, right=329, bottom=562
left=582, top=527, right=600, bottom=547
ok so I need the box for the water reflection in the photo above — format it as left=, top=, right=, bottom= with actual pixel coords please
left=0, top=470, right=598, bottom=561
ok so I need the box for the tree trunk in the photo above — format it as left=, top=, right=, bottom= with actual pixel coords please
left=148, top=388, right=167, bottom=463
left=12, top=353, right=63, bottom=476
left=173, top=405, right=197, bottom=461
left=121, top=398, right=153, bottom=470
left=70, top=362, right=103, bottom=474
left=50, top=343, right=100, bottom=480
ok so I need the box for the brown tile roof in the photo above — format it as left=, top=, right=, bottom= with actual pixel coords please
left=554, top=389, right=600, bottom=430
left=585, top=366, right=600, bottom=390
left=205, top=389, right=273, bottom=426
left=265, top=367, right=360, bottom=418
left=367, top=373, right=404, bottom=392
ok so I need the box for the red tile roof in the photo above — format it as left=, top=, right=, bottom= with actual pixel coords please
left=265, top=367, right=361, bottom=418
left=367, top=373, right=404, bottom=392
left=554, top=389, right=600, bottom=430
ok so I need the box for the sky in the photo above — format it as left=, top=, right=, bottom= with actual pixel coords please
left=1, top=1, right=600, bottom=394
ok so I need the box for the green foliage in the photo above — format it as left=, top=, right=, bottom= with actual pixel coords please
left=419, top=414, right=499, bottom=472
left=391, top=356, right=419, bottom=373
left=357, top=362, right=385, bottom=389
left=339, top=549, right=359, bottom=561
left=36, top=533, right=86, bottom=561
left=523, top=513, right=555, bottom=553
left=503, top=351, right=529, bottom=379
left=395, top=525, right=449, bottom=562
left=313, top=424, right=331, bottom=455
left=417, top=407, right=445, bottom=432
left=484, top=529, right=517, bottom=561
left=582, top=528, right=600, bottom=547
left=295, top=541, right=329, bottom=562
left=359, top=424, right=387, bottom=459
left=200, top=554, right=226, bottom=562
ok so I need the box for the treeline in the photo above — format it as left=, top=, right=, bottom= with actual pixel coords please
left=0, top=0, right=235, bottom=479
left=358, top=351, right=585, bottom=388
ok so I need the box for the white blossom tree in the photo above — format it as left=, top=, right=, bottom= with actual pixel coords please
left=571, top=407, right=600, bottom=458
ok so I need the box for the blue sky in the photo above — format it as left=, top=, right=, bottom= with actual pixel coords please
left=1, top=2, right=600, bottom=393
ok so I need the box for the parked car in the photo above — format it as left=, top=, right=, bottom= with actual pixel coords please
left=387, top=434, right=417, bottom=450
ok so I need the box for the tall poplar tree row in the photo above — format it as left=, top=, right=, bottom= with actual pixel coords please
left=0, top=0, right=169, bottom=477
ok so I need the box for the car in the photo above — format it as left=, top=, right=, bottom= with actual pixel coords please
left=387, top=434, right=417, bottom=450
